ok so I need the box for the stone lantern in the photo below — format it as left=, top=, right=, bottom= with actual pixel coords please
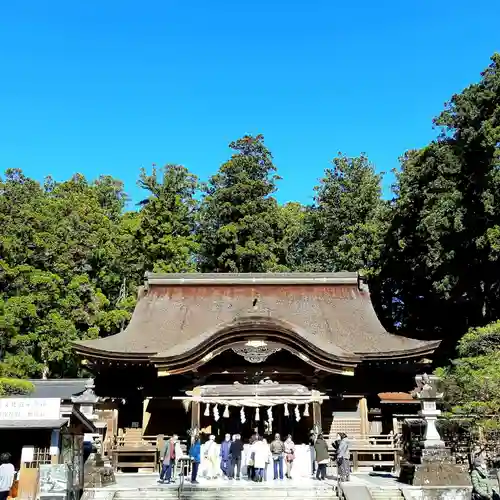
left=398, top=373, right=471, bottom=491
left=413, top=373, right=445, bottom=449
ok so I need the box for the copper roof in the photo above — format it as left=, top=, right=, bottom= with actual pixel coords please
left=73, top=272, right=440, bottom=373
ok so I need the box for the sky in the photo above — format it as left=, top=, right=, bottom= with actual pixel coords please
left=0, top=1, right=499, bottom=208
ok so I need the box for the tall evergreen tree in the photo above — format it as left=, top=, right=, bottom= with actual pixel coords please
left=375, top=53, right=500, bottom=341
left=136, top=164, right=199, bottom=274
left=197, top=135, right=281, bottom=272
left=0, top=170, right=134, bottom=378
left=298, top=153, right=387, bottom=273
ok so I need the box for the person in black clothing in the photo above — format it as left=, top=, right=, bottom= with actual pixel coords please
left=229, top=434, right=244, bottom=480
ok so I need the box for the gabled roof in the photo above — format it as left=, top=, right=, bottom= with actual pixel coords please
left=74, top=272, right=440, bottom=375
left=26, top=379, right=88, bottom=400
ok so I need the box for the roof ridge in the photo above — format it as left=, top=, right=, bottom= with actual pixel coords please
left=145, top=271, right=360, bottom=286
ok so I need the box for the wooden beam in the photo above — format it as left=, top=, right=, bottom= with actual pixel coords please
left=359, top=397, right=368, bottom=437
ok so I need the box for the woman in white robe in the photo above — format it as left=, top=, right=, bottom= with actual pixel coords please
left=253, top=438, right=268, bottom=482
left=203, top=435, right=219, bottom=479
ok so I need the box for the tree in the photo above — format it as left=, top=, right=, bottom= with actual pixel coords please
left=273, top=202, right=309, bottom=271
left=135, top=164, right=199, bottom=274
left=0, top=170, right=134, bottom=378
left=197, top=135, right=281, bottom=272
left=437, top=320, right=500, bottom=432
left=375, top=53, right=500, bottom=341
left=298, top=153, right=387, bottom=273
left=0, top=377, right=34, bottom=396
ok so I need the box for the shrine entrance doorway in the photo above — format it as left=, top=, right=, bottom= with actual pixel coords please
left=174, top=382, right=328, bottom=444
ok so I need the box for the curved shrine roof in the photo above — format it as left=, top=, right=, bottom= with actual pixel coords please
left=73, top=272, right=440, bottom=372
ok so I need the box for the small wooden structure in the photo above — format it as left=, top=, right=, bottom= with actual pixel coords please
left=111, top=428, right=160, bottom=472
left=0, top=397, right=96, bottom=499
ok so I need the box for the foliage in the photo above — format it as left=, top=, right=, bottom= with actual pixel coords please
left=375, top=53, right=500, bottom=340
left=437, top=320, right=500, bottom=430
left=0, top=170, right=135, bottom=378
left=2, top=53, right=500, bottom=379
left=197, top=135, right=281, bottom=272
left=135, top=164, right=199, bottom=274
left=295, top=153, right=388, bottom=274
left=0, top=377, right=34, bottom=396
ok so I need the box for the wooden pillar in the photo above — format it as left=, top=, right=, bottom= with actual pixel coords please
left=312, top=390, right=322, bottom=433
left=142, top=398, right=151, bottom=435
left=191, top=387, right=201, bottom=442
left=359, top=397, right=368, bottom=437
left=50, top=429, right=61, bottom=464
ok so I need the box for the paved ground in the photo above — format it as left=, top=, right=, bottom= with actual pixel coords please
left=97, top=471, right=400, bottom=491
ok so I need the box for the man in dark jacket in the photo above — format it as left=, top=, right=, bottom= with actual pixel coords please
left=158, top=434, right=178, bottom=484
left=229, top=434, right=244, bottom=480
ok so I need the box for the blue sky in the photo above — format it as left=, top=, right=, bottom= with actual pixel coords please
left=0, top=1, right=498, bottom=208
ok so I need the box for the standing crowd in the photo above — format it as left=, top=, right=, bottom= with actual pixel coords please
left=158, top=430, right=351, bottom=485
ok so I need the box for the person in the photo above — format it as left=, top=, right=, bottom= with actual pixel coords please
left=336, top=433, right=350, bottom=482
left=314, top=433, right=329, bottom=481
left=159, top=434, right=178, bottom=484
left=189, top=436, right=201, bottom=484
left=220, top=434, right=232, bottom=479
left=284, top=435, right=295, bottom=479
left=270, top=433, right=285, bottom=480
left=204, top=435, right=218, bottom=479
left=471, top=458, right=499, bottom=500
left=332, top=433, right=341, bottom=459
left=0, top=453, right=15, bottom=500
left=229, top=434, right=244, bottom=480
left=247, top=433, right=258, bottom=480
left=263, top=438, right=271, bottom=481
left=309, top=430, right=317, bottom=476
left=253, top=436, right=267, bottom=482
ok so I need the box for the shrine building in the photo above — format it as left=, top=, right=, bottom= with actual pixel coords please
left=73, top=272, right=440, bottom=445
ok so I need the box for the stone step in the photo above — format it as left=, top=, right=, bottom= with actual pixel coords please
left=113, top=486, right=339, bottom=499
left=369, top=488, right=404, bottom=500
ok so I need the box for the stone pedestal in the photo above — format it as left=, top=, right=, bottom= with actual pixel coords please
left=83, top=453, right=116, bottom=488
left=400, top=447, right=471, bottom=487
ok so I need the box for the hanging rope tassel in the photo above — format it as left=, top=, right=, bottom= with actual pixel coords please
left=204, top=404, right=210, bottom=417
left=284, top=403, right=289, bottom=417
left=255, top=407, right=260, bottom=421
left=267, top=406, right=273, bottom=423
left=294, top=405, right=301, bottom=422
left=223, top=405, right=230, bottom=418
left=304, top=403, right=310, bottom=417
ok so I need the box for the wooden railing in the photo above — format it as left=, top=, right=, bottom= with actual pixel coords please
left=327, top=433, right=402, bottom=473
left=111, top=430, right=162, bottom=471
left=110, top=431, right=190, bottom=472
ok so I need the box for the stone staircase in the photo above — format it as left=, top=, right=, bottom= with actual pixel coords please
left=100, top=483, right=340, bottom=499
left=369, top=487, right=404, bottom=500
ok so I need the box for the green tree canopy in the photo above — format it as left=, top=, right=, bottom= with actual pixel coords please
left=296, top=153, right=387, bottom=273
left=375, top=53, right=500, bottom=341
left=438, top=320, right=500, bottom=430
left=135, top=164, right=199, bottom=274
left=197, top=135, right=281, bottom=272
left=0, top=170, right=134, bottom=378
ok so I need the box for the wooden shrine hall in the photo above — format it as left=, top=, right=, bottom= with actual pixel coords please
left=73, top=272, right=440, bottom=453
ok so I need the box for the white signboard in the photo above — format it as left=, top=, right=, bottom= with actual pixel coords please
left=0, top=398, right=61, bottom=420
